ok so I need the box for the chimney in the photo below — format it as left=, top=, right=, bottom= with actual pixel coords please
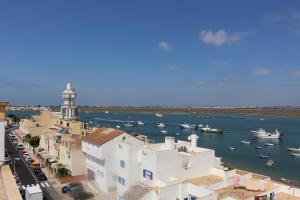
left=189, top=133, right=199, bottom=148
left=164, top=136, right=175, bottom=150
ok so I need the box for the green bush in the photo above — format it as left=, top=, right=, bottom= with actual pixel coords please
left=56, top=163, right=71, bottom=178
left=29, top=136, right=40, bottom=148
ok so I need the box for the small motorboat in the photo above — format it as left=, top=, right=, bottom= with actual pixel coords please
left=137, top=121, right=144, bottom=125
left=265, top=159, right=275, bottom=167
left=115, top=125, right=121, bottom=129
left=255, top=146, right=263, bottom=149
left=228, top=147, right=236, bottom=150
left=258, top=155, right=269, bottom=159
left=105, top=110, right=110, bottom=114
left=123, top=123, right=134, bottom=127
left=291, top=152, right=300, bottom=157
left=288, top=148, right=300, bottom=153
left=264, top=143, right=275, bottom=147
left=280, top=178, right=292, bottom=184
left=157, top=123, right=165, bottom=128
left=240, top=140, right=251, bottom=144
left=160, top=130, right=168, bottom=134
left=179, top=123, right=191, bottom=129
left=155, top=113, right=163, bottom=118
left=200, top=125, right=223, bottom=134
left=198, top=124, right=204, bottom=128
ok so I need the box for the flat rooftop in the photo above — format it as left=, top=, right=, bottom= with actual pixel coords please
left=183, top=174, right=223, bottom=186
left=217, top=185, right=262, bottom=199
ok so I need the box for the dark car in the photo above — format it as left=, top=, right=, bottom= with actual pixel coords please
left=61, top=182, right=83, bottom=193
left=70, top=191, right=94, bottom=200
left=33, top=168, right=43, bottom=175
left=37, top=173, right=48, bottom=181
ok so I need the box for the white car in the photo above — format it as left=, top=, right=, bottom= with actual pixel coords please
left=25, top=156, right=32, bottom=162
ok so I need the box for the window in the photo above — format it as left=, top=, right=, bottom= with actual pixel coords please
left=120, top=160, right=125, bottom=168
left=118, top=176, right=125, bottom=186
left=143, top=169, right=153, bottom=180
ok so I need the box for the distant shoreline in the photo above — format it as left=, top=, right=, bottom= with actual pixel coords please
left=78, top=107, right=300, bottom=117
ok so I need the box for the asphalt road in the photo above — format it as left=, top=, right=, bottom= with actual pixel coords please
left=5, top=126, right=57, bottom=200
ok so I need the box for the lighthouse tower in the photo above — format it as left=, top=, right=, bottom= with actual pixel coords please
left=60, top=83, right=79, bottom=121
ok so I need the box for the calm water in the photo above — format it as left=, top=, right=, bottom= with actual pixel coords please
left=9, top=111, right=300, bottom=184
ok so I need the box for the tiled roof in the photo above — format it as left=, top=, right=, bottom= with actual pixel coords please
left=82, top=128, right=126, bottom=145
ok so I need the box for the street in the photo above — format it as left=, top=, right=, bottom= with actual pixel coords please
left=5, top=126, right=58, bottom=200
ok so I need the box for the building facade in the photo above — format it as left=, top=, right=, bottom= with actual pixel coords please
left=60, top=83, right=79, bottom=121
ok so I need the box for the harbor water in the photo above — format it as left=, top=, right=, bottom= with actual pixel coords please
left=9, top=111, right=300, bottom=185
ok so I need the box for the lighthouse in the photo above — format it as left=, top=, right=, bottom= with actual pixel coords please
left=60, top=83, right=79, bottom=121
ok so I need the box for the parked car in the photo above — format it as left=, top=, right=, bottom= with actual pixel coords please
left=16, top=144, right=24, bottom=150
left=37, top=173, right=47, bottom=181
left=33, top=168, right=43, bottom=175
left=25, top=156, right=32, bottom=163
left=61, top=182, right=83, bottom=193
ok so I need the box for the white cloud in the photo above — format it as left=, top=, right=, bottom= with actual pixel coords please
left=167, top=64, right=179, bottom=71
left=216, top=77, right=239, bottom=87
left=252, top=68, right=272, bottom=76
left=292, top=70, right=300, bottom=77
left=158, top=41, right=172, bottom=52
left=199, top=29, right=243, bottom=46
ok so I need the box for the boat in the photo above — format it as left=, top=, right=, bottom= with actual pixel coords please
left=200, top=125, right=223, bottom=134
left=160, top=130, right=168, bottom=134
left=288, top=148, right=300, bottom=153
left=123, top=123, right=134, bottom=127
left=228, top=147, right=236, bottom=150
left=255, top=146, right=263, bottom=149
left=105, top=110, right=110, bottom=114
left=240, top=140, right=251, bottom=144
left=265, top=159, right=275, bottom=167
left=280, top=178, right=292, bottom=184
left=198, top=124, right=204, bottom=128
left=179, top=124, right=191, bottom=129
left=291, top=152, right=300, bottom=157
left=116, top=125, right=121, bottom=129
left=260, top=118, right=264, bottom=121
left=258, top=155, right=269, bottom=159
left=264, top=143, right=275, bottom=147
left=157, top=123, right=165, bottom=128
left=155, top=113, right=163, bottom=118
left=176, top=132, right=181, bottom=136
left=250, top=128, right=281, bottom=139
left=137, top=121, right=145, bottom=126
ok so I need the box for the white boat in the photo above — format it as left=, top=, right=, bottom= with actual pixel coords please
left=288, top=148, right=300, bottom=153
left=157, top=123, right=165, bottom=128
left=160, top=130, right=168, bottom=134
left=200, top=125, right=223, bottom=134
left=200, top=125, right=211, bottom=132
left=179, top=123, right=191, bottom=129
left=116, top=125, right=121, bottom=129
left=228, top=147, right=236, bottom=150
left=251, top=129, right=281, bottom=139
left=105, top=110, right=110, bottom=114
left=291, top=152, right=300, bottom=157
left=255, top=146, right=263, bottom=149
left=240, top=140, right=251, bottom=144
left=155, top=113, right=163, bottom=118
left=198, top=124, right=204, bottom=128
left=137, top=121, right=144, bottom=125
left=123, top=123, right=134, bottom=127
left=264, top=143, right=275, bottom=147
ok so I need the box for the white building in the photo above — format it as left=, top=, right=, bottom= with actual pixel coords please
left=0, top=102, right=9, bottom=162
left=60, top=83, right=79, bottom=121
left=82, top=128, right=145, bottom=193
left=82, top=128, right=300, bottom=200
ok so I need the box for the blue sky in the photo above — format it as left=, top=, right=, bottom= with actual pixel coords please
left=1, top=0, right=300, bottom=106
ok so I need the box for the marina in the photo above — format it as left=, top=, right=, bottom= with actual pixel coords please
left=8, top=110, right=300, bottom=186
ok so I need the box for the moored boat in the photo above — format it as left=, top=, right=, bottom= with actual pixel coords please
left=291, top=152, right=300, bottom=157
left=160, top=130, right=168, bottom=134
left=228, top=146, right=236, bottom=150
left=255, top=146, right=263, bottom=149
left=264, top=143, right=275, bottom=147
left=155, top=113, right=163, bottom=117
left=179, top=123, right=191, bottom=129
left=240, top=140, right=251, bottom=144
left=200, top=125, right=223, bottom=134
left=157, top=123, right=165, bottom=128
left=137, top=121, right=144, bottom=125
left=123, top=123, right=134, bottom=127
left=258, top=155, right=269, bottom=159
left=265, top=159, right=275, bottom=167
left=250, top=128, right=281, bottom=139
left=288, top=148, right=300, bottom=153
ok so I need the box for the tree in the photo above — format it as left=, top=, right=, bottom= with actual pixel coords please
left=56, top=163, right=71, bottom=178
left=24, top=134, right=32, bottom=143
left=29, top=136, right=40, bottom=148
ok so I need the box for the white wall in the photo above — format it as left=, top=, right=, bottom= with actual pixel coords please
left=0, top=121, right=4, bottom=162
